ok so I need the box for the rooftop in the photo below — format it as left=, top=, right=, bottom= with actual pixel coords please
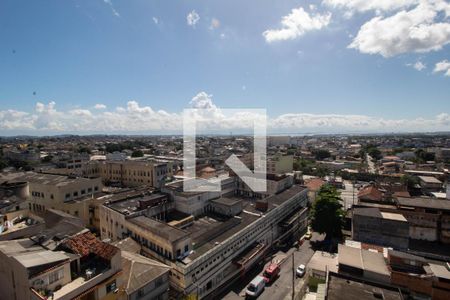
left=429, top=263, right=450, bottom=280
left=338, top=244, right=390, bottom=276
left=59, top=231, right=119, bottom=260
left=1, top=171, right=99, bottom=187
left=106, top=192, right=167, bottom=215
left=121, top=250, right=170, bottom=295
left=396, top=197, right=450, bottom=211
left=418, top=176, right=443, bottom=184
left=353, top=207, right=407, bottom=222
left=327, top=273, right=403, bottom=300
left=128, top=215, right=188, bottom=243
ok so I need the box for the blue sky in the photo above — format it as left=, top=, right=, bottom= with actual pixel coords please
left=0, top=0, right=449, bottom=135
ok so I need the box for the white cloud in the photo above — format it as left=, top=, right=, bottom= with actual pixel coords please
left=407, top=61, right=427, bottom=71
left=103, top=0, right=120, bottom=17
left=323, top=0, right=419, bottom=13
left=210, top=18, right=220, bottom=30
left=189, top=92, right=217, bottom=109
left=152, top=17, right=159, bottom=25
left=348, top=1, right=450, bottom=57
left=263, top=7, right=331, bottom=43
left=433, top=59, right=450, bottom=76
left=0, top=94, right=449, bottom=134
left=187, top=10, right=200, bottom=27
left=94, top=104, right=107, bottom=109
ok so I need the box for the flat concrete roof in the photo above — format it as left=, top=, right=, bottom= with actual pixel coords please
left=397, top=197, right=450, bottom=211
left=418, top=176, right=442, bottom=184
left=14, top=250, right=69, bottom=268
left=308, top=251, right=338, bottom=274
left=353, top=207, right=407, bottom=222
left=2, top=171, right=99, bottom=187
left=128, top=216, right=188, bottom=243
left=429, top=263, right=450, bottom=280
left=380, top=211, right=407, bottom=222
left=327, top=273, right=402, bottom=300
left=338, top=244, right=390, bottom=276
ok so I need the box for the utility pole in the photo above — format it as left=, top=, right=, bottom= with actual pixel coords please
left=292, top=252, right=295, bottom=300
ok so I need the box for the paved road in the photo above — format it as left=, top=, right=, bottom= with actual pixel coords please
left=222, top=239, right=315, bottom=300
left=367, top=154, right=376, bottom=174
left=338, top=181, right=356, bottom=210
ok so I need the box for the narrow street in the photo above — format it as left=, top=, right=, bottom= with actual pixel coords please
left=222, top=239, right=315, bottom=300
left=338, top=181, right=356, bottom=210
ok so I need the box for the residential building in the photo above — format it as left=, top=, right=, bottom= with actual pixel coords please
left=120, top=250, right=170, bottom=300
left=95, top=159, right=173, bottom=188
left=352, top=207, right=409, bottom=250
left=338, top=244, right=391, bottom=284
left=395, top=197, right=450, bottom=243
left=101, top=182, right=308, bottom=299
left=325, top=272, right=404, bottom=300
left=419, top=176, right=443, bottom=192
left=0, top=231, right=122, bottom=300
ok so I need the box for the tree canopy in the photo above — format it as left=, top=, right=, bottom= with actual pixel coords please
left=310, top=184, right=344, bottom=240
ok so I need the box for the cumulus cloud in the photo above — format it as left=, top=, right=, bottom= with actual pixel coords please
left=189, top=92, right=217, bottom=109
left=407, top=61, right=427, bottom=71
left=270, top=112, right=450, bottom=133
left=263, top=7, right=331, bottom=43
left=323, top=0, right=419, bottom=13
left=348, top=1, right=450, bottom=57
left=187, top=10, right=200, bottom=27
left=94, top=104, right=107, bottom=109
left=433, top=59, right=450, bottom=76
left=0, top=93, right=449, bottom=134
left=152, top=17, right=158, bottom=25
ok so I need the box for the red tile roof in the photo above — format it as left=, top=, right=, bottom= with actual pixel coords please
left=305, top=178, right=326, bottom=192
left=62, top=231, right=118, bottom=260
left=358, top=185, right=383, bottom=202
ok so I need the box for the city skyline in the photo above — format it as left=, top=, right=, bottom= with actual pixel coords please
left=1, top=0, right=450, bottom=135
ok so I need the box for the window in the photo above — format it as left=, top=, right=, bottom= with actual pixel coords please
left=65, top=193, right=70, bottom=199
left=48, top=269, right=64, bottom=284
left=106, top=280, right=117, bottom=293
left=73, top=191, right=78, bottom=197
left=94, top=186, right=98, bottom=191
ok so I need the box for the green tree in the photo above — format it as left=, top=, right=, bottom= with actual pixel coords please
left=312, top=149, right=331, bottom=161
left=414, top=149, right=435, bottom=163
left=401, top=174, right=419, bottom=189
left=131, top=149, right=144, bottom=157
left=310, top=184, right=344, bottom=240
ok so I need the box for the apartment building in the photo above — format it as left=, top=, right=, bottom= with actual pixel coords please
left=240, top=153, right=293, bottom=174
left=95, top=159, right=173, bottom=188
left=9, top=172, right=103, bottom=211
left=100, top=181, right=309, bottom=299
left=395, top=197, right=450, bottom=243
left=352, top=207, right=409, bottom=250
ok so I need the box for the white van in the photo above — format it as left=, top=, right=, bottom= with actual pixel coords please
left=245, top=275, right=265, bottom=298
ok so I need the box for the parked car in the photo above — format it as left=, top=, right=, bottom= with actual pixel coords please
left=246, top=275, right=266, bottom=298
left=296, top=264, right=306, bottom=277
left=304, top=232, right=312, bottom=240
